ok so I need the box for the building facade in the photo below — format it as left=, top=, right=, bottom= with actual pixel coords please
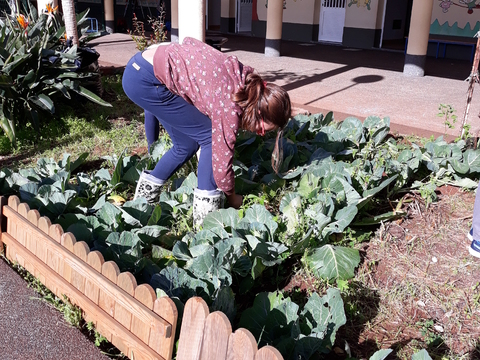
left=72, top=0, right=478, bottom=69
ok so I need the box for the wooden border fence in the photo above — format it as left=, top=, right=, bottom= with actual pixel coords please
left=0, top=195, right=283, bottom=360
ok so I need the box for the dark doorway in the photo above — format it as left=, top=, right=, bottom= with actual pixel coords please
left=380, top=0, right=413, bottom=51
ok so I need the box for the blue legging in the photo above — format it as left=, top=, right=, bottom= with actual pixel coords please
left=122, top=52, right=217, bottom=191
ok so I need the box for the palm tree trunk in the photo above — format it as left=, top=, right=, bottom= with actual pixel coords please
left=62, top=0, right=79, bottom=45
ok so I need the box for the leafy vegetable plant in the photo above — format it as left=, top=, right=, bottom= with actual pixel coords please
left=0, top=2, right=110, bottom=146
left=2, top=111, right=480, bottom=359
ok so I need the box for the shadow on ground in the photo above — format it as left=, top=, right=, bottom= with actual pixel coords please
left=219, top=33, right=472, bottom=82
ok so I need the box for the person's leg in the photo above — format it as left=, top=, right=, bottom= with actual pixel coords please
left=472, top=182, right=480, bottom=238
left=149, top=118, right=200, bottom=182
left=196, top=140, right=216, bottom=191
left=122, top=53, right=217, bottom=190
left=469, top=180, right=480, bottom=258
left=144, top=110, right=160, bottom=151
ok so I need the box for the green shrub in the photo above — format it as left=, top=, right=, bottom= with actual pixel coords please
left=0, top=2, right=111, bottom=147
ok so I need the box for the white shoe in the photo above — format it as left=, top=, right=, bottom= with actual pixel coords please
left=133, top=170, right=165, bottom=204
left=193, top=188, right=224, bottom=229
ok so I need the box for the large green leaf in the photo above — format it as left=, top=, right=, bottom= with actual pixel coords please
left=369, top=349, right=393, bottom=360
left=321, top=205, right=358, bottom=238
left=96, top=202, right=124, bottom=230
left=19, top=182, right=40, bottom=205
left=71, top=85, right=112, bottom=107
left=450, top=158, right=470, bottom=175
left=321, top=174, right=361, bottom=206
left=70, top=152, right=89, bottom=173
left=411, top=349, right=432, bottom=360
left=363, top=116, right=390, bottom=145
left=354, top=210, right=405, bottom=226
left=303, top=244, right=360, bottom=281
left=279, top=192, right=301, bottom=213
left=339, top=117, right=365, bottom=145
left=173, top=172, right=198, bottom=193
left=184, top=237, right=245, bottom=288
left=290, top=228, right=313, bottom=255
left=66, top=223, right=93, bottom=246
left=362, top=174, right=398, bottom=199
left=293, top=289, right=347, bottom=358
left=150, top=135, right=173, bottom=161
left=132, top=225, right=170, bottom=246
left=36, top=186, right=78, bottom=218
left=463, top=149, right=480, bottom=173
left=301, top=289, right=346, bottom=343
left=298, top=172, right=321, bottom=198
left=150, top=266, right=212, bottom=303
left=281, top=194, right=302, bottom=236
left=0, top=114, right=16, bottom=146
left=121, top=199, right=154, bottom=226
left=202, top=208, right=240, bottom=230
left=242, top=204, right=278, bottom=240
left=211, top=286, right=236, bottom=321
left=238, top=292, right=300, bottom=345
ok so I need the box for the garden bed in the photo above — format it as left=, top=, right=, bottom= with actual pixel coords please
left=336, top=187, right=480, bottom=358
left=2, top=69, right=480, bottom=359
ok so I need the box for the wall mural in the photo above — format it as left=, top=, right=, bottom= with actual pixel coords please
left=439, top=0, right=480, bottom=14
left=348, top=0, right=372, bottom=10
left=432, top=0, right=480, bottom=37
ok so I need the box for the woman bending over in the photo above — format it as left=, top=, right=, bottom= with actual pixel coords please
left=122, top=37, right=291, bottom=227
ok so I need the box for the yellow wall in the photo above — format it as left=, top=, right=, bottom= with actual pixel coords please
left=430, top=0, right=480, bottom=37
left=257, top=0, right=318, bottom=25
left=344, top=0, right=381, bottom=29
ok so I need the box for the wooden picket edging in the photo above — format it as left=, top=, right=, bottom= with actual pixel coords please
left=176, top=297, right=283, bottom=360
left=0, top=195, right=176, bottom=360
left=0, top=195, right=284, bottom=360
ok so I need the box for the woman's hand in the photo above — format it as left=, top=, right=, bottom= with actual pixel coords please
left=226, top=193, right=243, bottom=209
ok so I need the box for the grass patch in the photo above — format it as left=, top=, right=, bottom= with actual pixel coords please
left=0, top=75, right=146, bottom=170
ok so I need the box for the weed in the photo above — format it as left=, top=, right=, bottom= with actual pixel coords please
left=472, top=282, right=480, bottom=307
left=12, top=263, right=83, bottom=328
left=339, top=227, right=373, bottom=247
left=418, top=178, right=438, bottom=208
left=437, top=104, right=457, bottom=136
left=129, top=2, right=167, bottom=51
left=415, top=319, right=444, bottom=347
left=458, top=123, right=473, bottom=142
left=86, top=321, right=109, bottom=347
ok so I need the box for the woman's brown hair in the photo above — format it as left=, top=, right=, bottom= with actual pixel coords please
left=233, top=73, right=291, bottom=173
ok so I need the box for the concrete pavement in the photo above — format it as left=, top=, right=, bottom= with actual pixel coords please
left=89, top=32, right=480, bottom=140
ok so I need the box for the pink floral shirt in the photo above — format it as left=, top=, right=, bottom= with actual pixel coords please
left=152, top=37, right=253, bottom=195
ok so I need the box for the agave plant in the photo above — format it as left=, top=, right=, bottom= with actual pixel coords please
left=0, top=2, right=111, bottom=147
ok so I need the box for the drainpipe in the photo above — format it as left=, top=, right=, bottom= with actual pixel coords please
left=104, top=0, right=114, bottom=33
left=265, top=0, right=283, bottom=57
left=171, top=0, right=179, bottom=43
left=403, top=0, right=434, bottom=77
left=178, top=0, right=205, bottom=43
